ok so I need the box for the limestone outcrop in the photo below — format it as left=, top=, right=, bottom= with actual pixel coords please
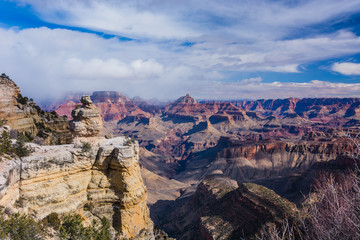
left=69, top=95, right=103, bottom=137
left=0, top=137, right=153, bottom=239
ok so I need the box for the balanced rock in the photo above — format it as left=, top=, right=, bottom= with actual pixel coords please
left=69, top=95, right=103, bottom=137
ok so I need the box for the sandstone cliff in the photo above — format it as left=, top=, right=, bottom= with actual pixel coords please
left=0, top=74, right=72, bottom=145
left=0, top=136, right=153, bottom=239
left=0, top=75, right=36, bottom=134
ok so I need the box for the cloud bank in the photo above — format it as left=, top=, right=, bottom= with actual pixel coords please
left=332, top=62, right=360, bottom=75
left=1, top=0, right=360, bottom=101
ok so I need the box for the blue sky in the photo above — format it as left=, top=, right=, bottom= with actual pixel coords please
left=1, top=0, right=360, bottom=101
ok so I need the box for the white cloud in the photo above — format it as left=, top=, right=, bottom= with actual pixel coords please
left=14, top=0, right=199, bottom=39
left=332, top=62, right=360, bottom=75
left=65, top=58, right=163, bottom=80
left=5, top=0, right=360, bottom=76
left=1, top=27, right=360, bottom=103
left=195, top=80, right=360, bottom=100
left=14, top=0, right=360, bottom=40
left=240, top=77, right=263, bottom=84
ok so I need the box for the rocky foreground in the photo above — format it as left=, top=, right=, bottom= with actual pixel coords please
left=0, top=75, right=154, bottom=239
left=0, top=136, right=153, bottom=239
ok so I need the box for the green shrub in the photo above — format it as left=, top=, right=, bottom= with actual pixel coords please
left=94, top=217, right=111, bottom=240
left=0, top=131, right=13, bottom=157
left=3, top=213, right=44, bottom=240
left=59, top=214, right=92, bottom=240
left=0, top=119, right=6, bottom=127
left=43, top=212, right=61, bottom=231
left=1, top=73, right=10, bottom=79
left=81, top=142, right=92, bottom=153
left=14, top=134, right=34, bottom=157
left=0, top=208, right=112, bottom=240
left=16, top=94, right=28, bottom=105
left=58, top=214, right=112, bottom=240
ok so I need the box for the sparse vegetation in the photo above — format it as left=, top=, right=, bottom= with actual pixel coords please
left=1, top=73, right=10, bottom=80
left=43, top=212, right=61, bottom=231
left=0, top=209, right=112, bottom=240
left=0, top=131, right=34, bottom=159
left=59, top=214, right=111, bottom=240
left=302, top=170, right=360, bottom=240
left=81, top=141, right=92, bottom=152
left=16, top=93, right=29, bottom=105
left=13, top=134, right=34, bottom=157
left=255, top=168, right=360, bottom=240
left=0, top=119, right=6, bottom=127
left=0, top=211, right=43, bottom=240
left=124, top=135, right=136, bottom=146
left=0, top=131, right=13, bottom=158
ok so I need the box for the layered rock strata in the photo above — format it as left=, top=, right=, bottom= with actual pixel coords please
left=156, top=173, right=298, bottom=240
left=0, top=75, right=72, bottom=144
left=69, top=96, right=103, bottom=137
left=174, top=137, right=358, bottom=184
left=0, top=75, right=36, bottom=134
left=0, top=137, right=153, bottom=239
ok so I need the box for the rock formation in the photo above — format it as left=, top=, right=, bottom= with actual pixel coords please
left=0, top=75, right=37, bottom=134
left=155, top=173, right=298, bottom=239
left=0, top=80, right=154, bottom=238
left=69, top=95, right=103, bottom=137
left=174, top=136, right=358, bottom=185
left=0, top=74, right=72, bottom=144
left=0, top=137, right=154, bottom=239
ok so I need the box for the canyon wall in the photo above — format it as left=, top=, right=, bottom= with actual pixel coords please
left=0, top=136, right=153, bottom=239
left=175, top=137, right=357, bottom=184
left=0, top=76, right=36, bottom=133
left=0, top=75, right=72, bottom=144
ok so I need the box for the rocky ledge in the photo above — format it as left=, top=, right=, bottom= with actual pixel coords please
left=0, top=136, right=153, bottom=239
left=156, top=172, right=298, bottom=240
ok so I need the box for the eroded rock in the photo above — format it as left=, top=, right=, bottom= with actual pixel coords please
left=0, top=137, right=153, bottom=239
left=69, top=95, right=103, bottom=137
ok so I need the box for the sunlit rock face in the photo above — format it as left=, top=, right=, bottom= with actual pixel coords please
left=0, top=75, right=72, bottom=145
left=0, top=75, right=37, bottom=134
left=0, top=137, right=154, bottom=239
left=69, top=95, right=103, bottom=137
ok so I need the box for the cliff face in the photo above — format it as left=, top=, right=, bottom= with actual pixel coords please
left=0, top=136, right=153, bottom=239
left=0, top=75, right=72, bottom=144
left=174, top=137, right=357, bottom=185
left=156, top=173, right=298, bottom=240
left=0, top=76, right=36, bottom=134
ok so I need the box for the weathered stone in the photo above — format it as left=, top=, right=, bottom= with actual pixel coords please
left=0, top=76, right=36, bottom=134
left=69, top=96, right=103, bottom=137
left=0, top=137, right=153, bottom=239
left=0, top=75, right=72, bottom=144
left=157, top=173, right=298, bottom=240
